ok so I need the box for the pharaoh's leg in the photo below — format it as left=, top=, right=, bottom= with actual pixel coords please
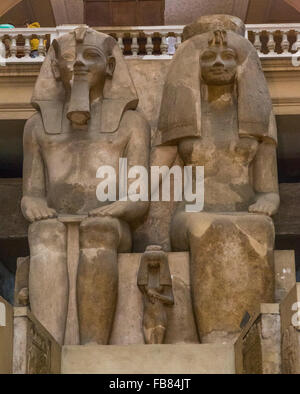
left=77, top=216, right=131, bottom=345
left=28, top=219, right=68, bottom=345
left=171, top=212, right=275, bottom=344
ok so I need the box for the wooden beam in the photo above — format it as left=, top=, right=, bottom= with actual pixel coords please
left=0, top=0, right=23, bottom=18
left=284, top=0, right=300, bottom=13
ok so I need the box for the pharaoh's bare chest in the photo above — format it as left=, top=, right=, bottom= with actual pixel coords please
left=40, top=133, right=126, bottom=180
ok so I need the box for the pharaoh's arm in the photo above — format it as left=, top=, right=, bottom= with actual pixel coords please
left=249, top=140, right=280, bottom=216
left=21, top=114, right=57, bottom=222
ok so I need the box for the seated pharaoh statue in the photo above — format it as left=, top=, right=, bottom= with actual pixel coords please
left=154, top=15, right=279, bottom=343
left=21, top=26, right=150, bottom=345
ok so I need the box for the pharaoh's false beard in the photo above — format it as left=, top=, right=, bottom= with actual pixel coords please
left=67, top=74, right=91, bottom=126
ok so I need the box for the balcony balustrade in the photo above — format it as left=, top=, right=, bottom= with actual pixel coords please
left=0, top=23, right=299, bottom=64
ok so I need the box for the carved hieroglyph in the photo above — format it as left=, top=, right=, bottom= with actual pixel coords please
left=154, top=15, right=279, bottom=343
left=21, top=26, right=150, bottom=345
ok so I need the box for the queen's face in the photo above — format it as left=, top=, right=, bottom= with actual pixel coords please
left=200, top=46, right=237, bottom=86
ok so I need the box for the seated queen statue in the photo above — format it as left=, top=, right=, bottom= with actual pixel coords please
left=154, top=15, right=279, bottom=343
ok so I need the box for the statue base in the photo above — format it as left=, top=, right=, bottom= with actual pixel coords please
left=61, top=344, right=236, bottom=374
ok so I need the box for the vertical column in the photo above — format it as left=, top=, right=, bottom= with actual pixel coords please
left=38, top=35, right=46, bottom=58
left=117, top=33, right=124, bottom=54
left=160, top=33, right=169, bottom=56
left=281, top=31, right=290, bottom=54
left=10, top=35, right=17, bottom=59
left=253, top=31, right=262, bottom=55
left=24, top=36, right=31, bottom=58
left=267, top=31, right=276, bottom=56
left=131, top=33, right=139, bottom=57
left=145, top=33, right=154, bottom=56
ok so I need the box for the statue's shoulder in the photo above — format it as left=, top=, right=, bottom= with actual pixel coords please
left=24, top=112, right=44, bottom=137
left=121, top=109, right=150, bottom=135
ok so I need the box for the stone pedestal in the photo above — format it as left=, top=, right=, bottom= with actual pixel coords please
left=61, top=344, right=236, bottom=374
left=0, top=296, right=13, bottom=374
left=13, top=307, right=61, bottom=374
left=274, top=250, right=296, bottom=302
left=235, top=304, right=281, bottom=374
left=280, top=283, right=300, bottom=374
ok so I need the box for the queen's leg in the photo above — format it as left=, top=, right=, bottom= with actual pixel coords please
left=77, top=216, right=131, bottom=345
left=171, top=212, right=275, bottom=343
left=28, top=219, right=68, bottom=345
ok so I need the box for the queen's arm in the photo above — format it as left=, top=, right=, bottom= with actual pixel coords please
left=249, top=140, right=280, bottom=216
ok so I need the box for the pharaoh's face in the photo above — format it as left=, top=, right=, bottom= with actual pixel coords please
left=200, top=46, right=237, bottom=86
left=56, top=44, right=113, bottom=91
left=52, top=38, right=115, bottom=126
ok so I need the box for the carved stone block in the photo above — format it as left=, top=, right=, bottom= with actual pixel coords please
left=235, top=304, right=281, bottom=374
left=274, top=250, right=296, bottom=303
left=280, top=283, right=300, bottom=374
left=13, top=307, right=61, bottom=374
left=0, top=296, right=13, bottom=374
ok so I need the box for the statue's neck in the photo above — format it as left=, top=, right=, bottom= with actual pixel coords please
left=205, top=84, right=235, bottom=103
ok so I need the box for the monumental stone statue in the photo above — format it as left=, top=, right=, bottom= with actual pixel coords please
left=21, top=26, right=150, bottom=345
left=137, top=245, right=174, bottom=344
left=154, top=15, right=279, bottom=343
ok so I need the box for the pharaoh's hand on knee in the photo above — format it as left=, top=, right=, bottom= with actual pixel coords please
left=21, top=196, right=57, bottom=222
left=248, top=192, right=280, bottom=216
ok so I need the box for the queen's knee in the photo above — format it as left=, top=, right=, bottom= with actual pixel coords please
left=80, top=216, right=121, bottom=249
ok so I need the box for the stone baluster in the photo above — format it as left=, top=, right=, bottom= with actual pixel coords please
left=281, top=31, right=290, bottom=54
left=267, top=31, right=276, bottom=55
left=145, top=33, right=154, bottom=56
left=160, top=33, right=168, bottom=56
left=117, top=33, right=124, bottom=54
left=38, top=35, right=46, bottom=58
left=10, top=35, right=17, bottom=59
left=175, top=33, right=182, bottom=51
left=253, top=31, right=262, bottom=54
left=0, top=36, right=6, bottom=60
left=24, top=35, right=31, bottom=58
left=294, top=31, right=300, bottom=52
left=131, top=33, right=139, bottom=57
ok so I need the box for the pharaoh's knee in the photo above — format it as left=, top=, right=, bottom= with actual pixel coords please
left=28, top=219, right=66, bottom=250
left=80, top=216, right=120, bottom=249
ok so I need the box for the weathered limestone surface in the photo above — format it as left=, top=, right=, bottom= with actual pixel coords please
left=235, top=304, right=281, bottom=374
left=137, top=246, right=174, bottom=345
left=280, top=283, right=300, bottom=374
left=61, top=344, right=236, bottom=374
left=0, top=296, right=13, bottom=374
left=274, top=250, right=296, bottom=302
left=110, top=252, right=198, bottom=345
left=13, top=307, right=61, bottom=374
left=22, top=27, right=150, bottom=346
left=153, top=15, right=280, bottom=342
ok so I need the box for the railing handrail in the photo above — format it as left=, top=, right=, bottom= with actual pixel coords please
left=0, top=23, right=300, bottom=64
left=0, top=22, right=299, bottom=35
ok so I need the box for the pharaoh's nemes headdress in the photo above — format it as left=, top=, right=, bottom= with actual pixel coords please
left=32, top=27, right=138, bottom=134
